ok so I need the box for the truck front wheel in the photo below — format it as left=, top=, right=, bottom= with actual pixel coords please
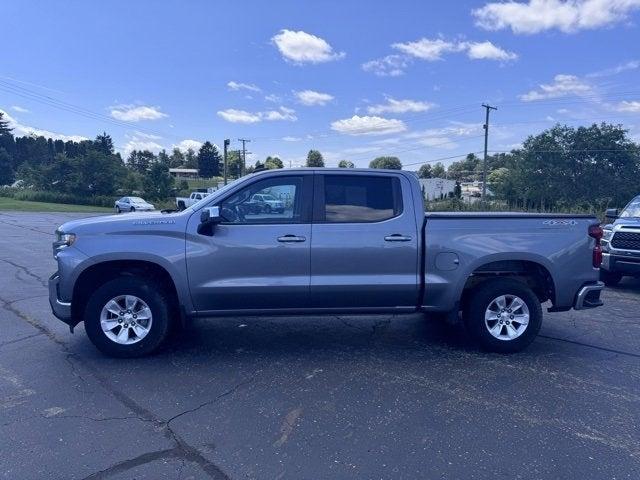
left=464, top=278, right=542, bottom=353
left=84, top=277, right=172, bottom=357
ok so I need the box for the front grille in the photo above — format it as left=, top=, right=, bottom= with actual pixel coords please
left=611, top=231, right=640, bottom=251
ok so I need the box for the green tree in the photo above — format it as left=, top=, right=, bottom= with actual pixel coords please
left=0, top=112, right=15, bottom=162
left=369, top=156, right=401, bottom=169
left=432, top=162, right=446, bottom=178
left=184, top=148, right=198, bottom=169
left=94, top=132, right=115, bottom=155
left=417, top=164, right=432, bottom=178
left=447, top=153, right=479, bottom=181
left=338, top=160, right=355, bottom=168
left=226, top=150, right=243, bottom=179
left=143, top=162, right=175, bottom=200
left=264, top=156, right=284, bottom=169
left=157, top=149, right=171, bottom=167
left=0, top=147, right=14, bottom=185
left=169, top=148, right=185, bottom=168
left=306, top=149, right=325, bottom=167
left=197, top=142, right=221, bottom=177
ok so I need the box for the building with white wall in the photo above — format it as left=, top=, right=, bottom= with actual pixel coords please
left=418, top=177, right=456, bottom=201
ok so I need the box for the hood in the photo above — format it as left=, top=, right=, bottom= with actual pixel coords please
left=614, top=217, right=640, bottom=226
left=57, top=211, right=182, bottom=235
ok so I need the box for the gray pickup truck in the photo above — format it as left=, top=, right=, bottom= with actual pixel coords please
left=49, top=168, right=604, bottom=357
left=600, top=195, right=640, bottom=285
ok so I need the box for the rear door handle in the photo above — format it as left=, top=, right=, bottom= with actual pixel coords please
left=384, top=234, right=412, bottom=242
left=277, top=235, right=306, bottom=243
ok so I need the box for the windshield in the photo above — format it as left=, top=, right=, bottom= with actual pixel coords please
left=620, top=196, right=640, bottom=218
left=130, top=197, right=146, bottom=203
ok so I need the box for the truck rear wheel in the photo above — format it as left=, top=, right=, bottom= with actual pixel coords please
left=464, top=278, right=542, bottom=353
left=84, top=276, right=171, bottom=357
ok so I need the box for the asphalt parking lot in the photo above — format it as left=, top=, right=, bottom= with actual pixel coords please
left=1, top=211, right=639, bottom=480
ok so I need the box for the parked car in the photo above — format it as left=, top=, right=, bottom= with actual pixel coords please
left=247, top=193, right=285, bottom=214
left=50, top=168, right=604, bottom=357
left=600, top=195, right=640, bottom=286
left=114, top=196, right=155, bottom=213
left=176, top=191, right=210, bottom=210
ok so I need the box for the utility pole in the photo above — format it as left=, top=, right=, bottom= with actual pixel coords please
left=238, top=138, right=251, bottom=176
left=223, top=139, right=230, bottom=185
left=482, top=104, right=497, bottom=200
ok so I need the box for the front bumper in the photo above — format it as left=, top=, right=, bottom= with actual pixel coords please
left=602, top=252, right=640, bottom=275
left=573, top=281, right=605, bottom=310
left=48, top=272, right=75, bottom=328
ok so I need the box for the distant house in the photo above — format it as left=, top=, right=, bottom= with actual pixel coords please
left=418, top=178, right=456, bottom=201
left=169, top=168, right=199, bottom=179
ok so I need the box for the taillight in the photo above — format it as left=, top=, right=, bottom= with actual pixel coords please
left=589, top=224, right=603, bottom=268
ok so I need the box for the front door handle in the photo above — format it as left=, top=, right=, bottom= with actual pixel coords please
left=384, top=234, right=412, bottom=242
left=277, top=234, right=306, bottom=243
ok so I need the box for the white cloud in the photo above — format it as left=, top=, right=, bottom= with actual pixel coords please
left=295, top=90, right=334, bottom=106
left=330, top=115, right=407, bottom=136
left=587, top=59, right=640, bottom=77
left=271, top=29, right=345, bottom=64
left=367, top=97, right=435, bottom=115
left=462, top=41, right=518, bottom=60
left=110, top=104, right=168, bottom=122
left=389, top=38, right=517, bottom=63
left=217, top=109, right=262, bottom=124
left=0, top=108, right=88, bottom=142
left=519, top=74, right=592, bottom=101
left=227, top=81, right=261, bottom=92
left=173, top=139, right=204, bottom=151
left=392, top=38, right=462, bottom=61
left=473, top=0, right=640, bottom=34
left=361, top=54, right=411, bottom=77
left=282, top=136, right=302, bottom=142
left=217, top=106, right=297, bottom=123
left=615, top=100, right=640, bottom=112
left=132, top=131, right=161, bottom=140
left=262, top=107, right=297, bottom=121
left=265, top=94, right=282, bottom=103
left=11, top=105, right=29, bottom=113
left=123, top=139, right=163, bottom=155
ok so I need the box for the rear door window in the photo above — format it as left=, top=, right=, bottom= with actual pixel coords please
left=317, top=175, right=402, bottom=223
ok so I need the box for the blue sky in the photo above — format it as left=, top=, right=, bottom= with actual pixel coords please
left=2, top=0, right=639, bottom=169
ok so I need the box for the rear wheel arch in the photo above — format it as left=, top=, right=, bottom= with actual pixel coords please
left=459, top=259, right=556, bottom=312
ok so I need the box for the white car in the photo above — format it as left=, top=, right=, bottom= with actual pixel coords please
left=114, top=196, right=155, bottom=213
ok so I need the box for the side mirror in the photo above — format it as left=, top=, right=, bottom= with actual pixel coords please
left=605, top=208, right=619, bottom=221
left=198, top=206, right=222, bottom=236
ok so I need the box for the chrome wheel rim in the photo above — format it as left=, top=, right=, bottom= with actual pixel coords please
left=484, top=294, right=529, bottom=341
left=100, top=295, right=153, bottom=345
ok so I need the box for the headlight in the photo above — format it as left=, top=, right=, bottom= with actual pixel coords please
left=54, top=231, right=76, bottom=248
left=603, top=228, right=613, bottom=242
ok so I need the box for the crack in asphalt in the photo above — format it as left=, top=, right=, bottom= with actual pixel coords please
left=0, top=295, right=232, bottom=480
left=0, top=258, right=48, bottom=287
left=539, top=334, right=640, bottom=359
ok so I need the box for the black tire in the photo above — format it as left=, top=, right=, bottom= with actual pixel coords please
left=177, top=201, right=185, bottom=211
left=130, top=207, right=136, bottom=212
left=264, top=204, right=272, bottom=214
left=600, top=269, right=622, bottom=287
left=464, top=278, right=542, bottom=353
left=84, top=276, right=172, bottom=358
left=115, top=206, right=121, bottom=214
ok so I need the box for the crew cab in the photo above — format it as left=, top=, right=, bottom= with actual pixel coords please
left=49, top=168, right=604, bottom=357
